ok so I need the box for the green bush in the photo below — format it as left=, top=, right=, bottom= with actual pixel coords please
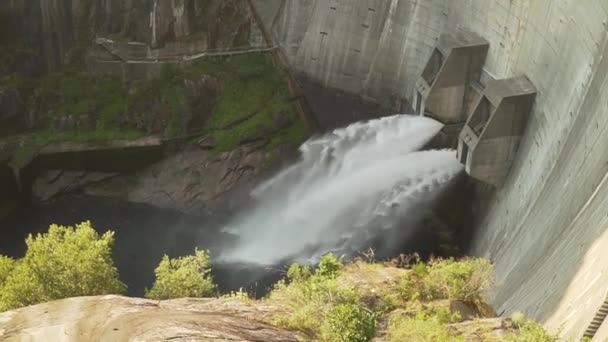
left=269, top=254, right=359, bottom=335
left=145, top=249, right=216, bottom=300
left=286, top=263, right=312, bottom=282
left=320, top=303, right=377, bottom=342
left=0, top=222, right=126, bottom=311
left=270, top=274, right=359, bottom=334
left=0, top=256, right=15, bottom=284
left=400, top=258, right=493, bottom=302
left=506, top=318, right=557, bottom=342
left=316, top=253, right=343, bottom=279
left=387, top=312, right=464, bottom=342
left=425, top=258, right=493, bottom=302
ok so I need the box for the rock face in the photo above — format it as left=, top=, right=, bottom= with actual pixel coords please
left=32, top=170, right=118, bottom=202
left=0, top=295, right=301, bottom=341
left=0, top=0, right=71, bottom=75
left=85, top=142, right=270, bottom=215
left=0, top=0, right=263, bottom=74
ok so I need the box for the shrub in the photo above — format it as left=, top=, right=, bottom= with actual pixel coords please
left=316, top=253, right=343, bottom=279
left=0, top=256, right=15, bottom=284
left=387, top=311, right=464, bottom=342
left=399, top=258, right=493, bottom=302
left=269, top=274, right=359, bottom=334
left=269, top=254, right=358, bottom=335
left=0, top=222, right=126, bottom=311
left=506, top=319, right=557, bottom=342
left=320, top=303, right=377, bottom=342
left=145, top=249, right=216, bottom=300
left=286, top=263, right=311, bottom=282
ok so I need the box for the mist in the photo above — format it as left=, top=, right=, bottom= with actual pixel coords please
left=216, top=114, right=463, bottom=265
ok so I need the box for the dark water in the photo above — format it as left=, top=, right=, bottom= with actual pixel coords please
left=0, top=187, right=461, bottom=298
left=0, top=195, right=284, bottom=297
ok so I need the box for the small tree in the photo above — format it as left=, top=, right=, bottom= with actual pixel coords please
left=0, top=221, right=126, bottom=311
left=145, top=249, right=216, bottom=300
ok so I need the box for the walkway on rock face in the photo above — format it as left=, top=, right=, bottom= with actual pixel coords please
left=94, top=38, right=278, bottom=64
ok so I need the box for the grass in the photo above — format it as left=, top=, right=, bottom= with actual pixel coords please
left=387, top=311, right=464, bottom=342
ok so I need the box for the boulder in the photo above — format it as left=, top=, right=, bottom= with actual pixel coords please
left=0, top=295, right=302, bottom=341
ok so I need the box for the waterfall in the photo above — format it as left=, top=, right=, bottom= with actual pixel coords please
left=217, top=114, right=463, bottom=265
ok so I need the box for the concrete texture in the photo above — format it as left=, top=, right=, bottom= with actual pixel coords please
left=415, top=30, right=488, bottom=123
left=254, top=0, right=608, bottom=339
left=458, top=76, right=536, bottom=186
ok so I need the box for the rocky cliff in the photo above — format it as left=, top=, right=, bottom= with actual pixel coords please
left=0, top=0, right=264, bottom=75
left=0, top=0, right=309, bottom=219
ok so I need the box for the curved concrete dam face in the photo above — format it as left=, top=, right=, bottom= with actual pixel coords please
left=253, top=0, right=608, bottom=339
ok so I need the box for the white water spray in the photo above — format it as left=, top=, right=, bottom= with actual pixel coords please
left=218, top=115, right=463, bottom=265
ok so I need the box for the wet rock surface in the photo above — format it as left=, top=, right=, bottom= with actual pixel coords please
left=85, top=142, right=271, bottom=216
left=0, top=295, right=302, bottom=342
left=32, top=170, right=118, bottom=202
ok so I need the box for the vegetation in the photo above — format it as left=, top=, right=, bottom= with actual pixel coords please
left=505, top=312, right=558, bottom=342
left=320, top=303, right=377, bottom=342
left=387, top=311, right=464, bottom=342
left=0, top=223, right=557, bottom=341
left=0, top=256, right=15, bottom=284
left=265, top=254, right=558, bottom=342
left=0, top=52, right=309, bottom=167
left=178, top=53, right=310, bottom=151
left=145, top=249, right=216, bottom=300
left=0, top=222, right=126, bottom=311
left=269, top=254, right=363, bottom=336
left=398, top=257, right=494, bottom=303
left=219, top=289, right=251, bottom=300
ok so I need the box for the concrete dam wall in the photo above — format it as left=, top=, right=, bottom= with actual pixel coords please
left=254, top=0, right=608, bottom=339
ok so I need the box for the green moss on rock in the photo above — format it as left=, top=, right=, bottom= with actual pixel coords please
left=1, top=50, right=310, bottom=168
left=185, top=53, right=309, bottom=151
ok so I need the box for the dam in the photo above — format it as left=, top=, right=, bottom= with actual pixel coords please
left=251, top=0, right=608, bottom=339
left=0, top=0, right=607, bottom=340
